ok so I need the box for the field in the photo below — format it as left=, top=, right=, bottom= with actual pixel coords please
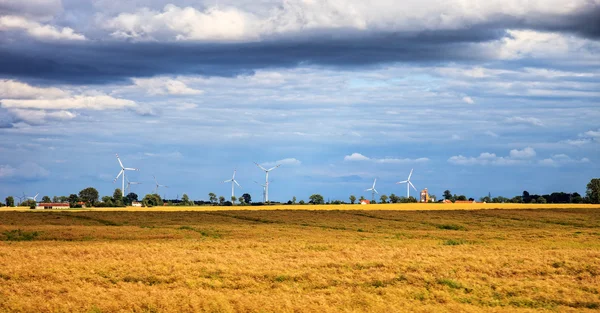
left=1, top=206, right=599, bottom=312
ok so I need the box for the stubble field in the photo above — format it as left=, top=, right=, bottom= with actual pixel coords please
left=1, top=207, right=599, bottom=312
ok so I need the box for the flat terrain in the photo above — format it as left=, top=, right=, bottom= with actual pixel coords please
left=1, top=208, right=599, bottom=312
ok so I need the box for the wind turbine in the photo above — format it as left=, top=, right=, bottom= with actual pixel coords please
left=27, top=193, right=39, bottom=202
left=113, top=154, right=138, bottom=197
left=254, top=180, right=268, bottom=203
left=254, top=162, right=280, bottom=203
left=365, top=178, right=378, bottom=202
left=153, top=175, right=168, bottom=195
left=396, top=169, right=417, bottom=198
left=223, top=169, right=241, bottom=199
left=126, top=177, right=141, bottom=195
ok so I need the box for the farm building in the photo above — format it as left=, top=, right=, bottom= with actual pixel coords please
left=420, top=188, right=430, bottom=202
left=360, top=199, right=370, bottom=205
left=35, top=203, right=70, bottom=209
left=132, top=201, right=142, bottom=207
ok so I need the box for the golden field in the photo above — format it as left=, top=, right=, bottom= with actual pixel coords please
left=1, top=208, right=599, bottom=312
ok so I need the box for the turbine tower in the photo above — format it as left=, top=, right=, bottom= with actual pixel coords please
left=113, top=154, right=138, bottom=197
left=153, top=175, right=168, bottom=194
left=126, top=177, right=141, bottom=195
left=396, top=169, right=417, bottom=198
left=223, top=169, right=241, bottom=199
left=254, top=180, right=268, bottom=203
left=254, top=162, right=280, bottom=203
left=365, top=178, right=379, bottom=202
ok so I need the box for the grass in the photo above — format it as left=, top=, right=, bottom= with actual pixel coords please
left=0, top=208, right=599, bottom=312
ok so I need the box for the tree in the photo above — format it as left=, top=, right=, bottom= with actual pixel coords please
left=359, top=195, right=365, bottom=201
left=380, top=194, right=388, bottom=204
left=522, top=191, right=531, bottom=203
left=68, top=194, right=79, bottom=207
left=52, top=196, right=59, bottom=203
left=218, top=196, right=225, bottom=205
left=292, top=196, right=297, bottom=204
left=537, top=196, right=547, bottom=204
left=231, top=196, right=237, bottom=204
left=299, top=200, right=305, bottom=205
left=208, top=193, right=217, bottom=204
left=79, top=187, right=99, bottom=206
left=22, top=199, right=36, bottom=208
left=389, top=193, right=400, bottom=203
left=443, top=190, right=452, bottom=200
left=5, top=196, right=14, bottom=207
left=181, top=194, right=191, bottom=206
left=571, top=192, right=583, bottom=204
left=241, top=193, right=251, bottom=204
left=587, top=179, right=600, bottom=204
left=42, top=196, right=51, bottom=203
left=125, top=192, right=138, bottom=205
left=113, top=188, right=124, bottom=206
left=142, top=194, right=162, bottom=207
left=456, top=195, right=467, bottom=201
left=309, top=194, right=324, bottom=204
left=349, top=195, right=356, bottom=204
left=238, top=197, right=245, bottom=205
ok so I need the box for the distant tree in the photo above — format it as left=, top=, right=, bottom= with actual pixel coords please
left=389, top=193, right=400, bottom=203
left=68, top=194, right=79, bottom=207
left=443, top=190, right=452, bottom=200
left=218, top=196, right=225, bottom=205
left=571, top=192, right=583, bottom=204
left=299, top=200, right=305, bottom=205
left=79, top=187, right=99, bottom=206
left=292, top=196, right=297, bottom=204
left=309, top=194, right=324, bottom=205
left=530, top=198, right=537, bottom=203
left=181, top=194, right=191, bottom=206
left=238, top=197, right=245, bottom=205
left=142, top=194, right=162, bottom=207
left=113, top=188, right=124, bottom=206
left=480, top=196, right=491, bottom=203
left=537, top=196, right=547, bottom=204
left=208, top=193, right=217, bottom=204
left=59, top=196, right=68, bottom=203
left=231, top=196, right=237, bottom=204
left=52, top=196, right=59, bottom=203
left=380, top=194, right=388, bottom=204
left=522, top=191, right=531, bottom=203
left=41, top=196, right=51, bottom=203
left=241, top=193, right=251, bottom=204
left=456, top=195, right=467, bottom=201
left=359, top=195, right=365, bottom=201
left=21, top=199, right=36, bottom=209
left=511, top=196, right=523, bottom=203
left=468, top=198, right=474, bottom=202
left=124, top=192, right=138, bottom=206
left=586, top=178, right=600, bottom=204
left=101, top=196, right=114, bottom=207
left=349, top=195, right=356, bottom=204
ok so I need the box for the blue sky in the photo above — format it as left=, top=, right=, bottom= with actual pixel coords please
left=0, top=0, right=599, bottom=202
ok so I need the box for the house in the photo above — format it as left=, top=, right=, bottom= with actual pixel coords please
left=360, top=199, right=371, bottom=205
left=455, top=200, right=477, bottom=204
left=420, top=188, right=430, bottom=202
left=131, top=201, right=142, bottom=207
left=35, top=203, right=70, bottom=209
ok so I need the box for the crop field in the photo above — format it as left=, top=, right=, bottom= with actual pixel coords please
left=1, top=208, right=599, bottom=312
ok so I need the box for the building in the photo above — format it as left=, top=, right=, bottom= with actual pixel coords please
left=420, top=188, right=430, bottom=203
left=35, top=203, right=70, bottom=209
left=360, top=199, right=371, bottom=205
left=131, top=201, right=142, bottom=207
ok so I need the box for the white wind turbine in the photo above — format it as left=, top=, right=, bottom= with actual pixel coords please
left=254, top=162, right=281, bottom=203
left=153, top=175, right=168, bottom=194
left=27, top=193, right=39, bottom=202
left=254, top=180, right=268, bottom=203
left=396, top=168, right=417, bottom=198
left=365, top=178, right=379, bottom=202
left=126, top=177, right=141, bottom=195
left=113, top=154, right=138, bottom=197
left=223, top=169, right=241, bottom=199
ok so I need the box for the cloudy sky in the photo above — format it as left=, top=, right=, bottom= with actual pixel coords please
left=1, top=0, right=599, bottom=202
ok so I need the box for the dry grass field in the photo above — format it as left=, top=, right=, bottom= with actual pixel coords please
left=1, top=208, right=599, bottom=312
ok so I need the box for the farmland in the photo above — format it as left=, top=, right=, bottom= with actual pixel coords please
left=1, top=207, right=599, bottom=312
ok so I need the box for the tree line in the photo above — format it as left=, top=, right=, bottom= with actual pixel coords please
left=2, top=179, right=599, bottom=207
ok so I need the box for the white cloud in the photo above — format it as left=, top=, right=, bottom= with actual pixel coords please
left=509, top=147, right=536, bottom=159
left=448, top=152, right=524, bottom=166
left=0, top=79, right=69, bottom=99
left=344, top=153, right=429, bottom=164
left=583, top=130, right=600, bottom=139
left=505, top=116, right=544, bottom=127
left=143, top=151, right=183, bottom=159
left=0, top=162, right=49, bottom=178
left=484, top=131, right=499, bottom=138
left=132, top=78, right=204, bottom=96
left=1, top=95, right=137, bottom=110
left=539, top=154, right=590, bottom=167
left=0, top=15, right=85, bottom=41
left=262, top=158, right=301, bottom=167
left=462, top=96, right=474, bottom=104
left=9, top=109, right=76, bottom=125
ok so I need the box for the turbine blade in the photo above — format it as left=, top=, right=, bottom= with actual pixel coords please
left=224, top=179, right=232, bottom=183
left=153, top=175, right=158, bottom=184
left=410, top=181, right=417, bottom=191
left=124, top=168, right=137, bottom=171
left=374, top=188, right=379, bottom=194
left=254, top=162, right=267, bottom=172
left=267, top=164, right=281, bottom=172
left=116, top=154, right=124, bottom=168
left=232, top=169, right=236, bottom=179
left=234, top=180, right=241, bottom=188
left=373, top=178, right=377, bottom=188
left=408, top=168, right=414, bottom=180
left=114, top=169, right=123, bottom=182
left=365, top=188, right=372, bottom=191
left=397, top=180, right=407, bottom=184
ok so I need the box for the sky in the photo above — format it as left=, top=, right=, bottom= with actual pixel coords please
left=0, top=0, right=599, bottom=203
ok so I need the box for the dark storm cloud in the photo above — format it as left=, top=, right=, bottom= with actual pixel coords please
left=0, top=28, right=504, bottom=84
